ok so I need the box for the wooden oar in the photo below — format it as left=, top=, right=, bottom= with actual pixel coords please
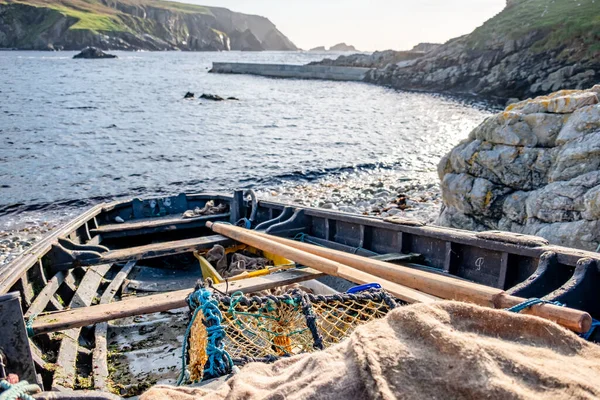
left=206, top=222, right=439, bottom=304
left=207, top=223, right=592, bottom=333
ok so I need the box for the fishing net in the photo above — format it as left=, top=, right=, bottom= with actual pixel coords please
left=179, top=287, right=398, bottom=383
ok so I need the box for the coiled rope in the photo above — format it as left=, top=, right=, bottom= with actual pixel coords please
left=177, top=287, right=233, bottom=385
left=0, top=379, right=41, bottom=400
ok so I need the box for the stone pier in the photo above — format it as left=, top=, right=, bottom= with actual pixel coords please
left=210, top=62, right=370, bottom=82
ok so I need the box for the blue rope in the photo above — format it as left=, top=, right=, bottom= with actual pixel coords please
left=26, top=314, right=37, bottom=338
left=236, top=218, right=252, bottom=229
left=581, top=319, right=600, bottom=341
left=0, top=379, right=39, bottom=400
left=505, top=298, right=564, bottom=313
left=177, top=288, right=233, bottom=385
left=508, top=299, right=600, bottom=342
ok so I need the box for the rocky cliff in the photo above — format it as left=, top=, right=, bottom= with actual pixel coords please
left=366, top=0, right=599, bottom=101
left=310, top=43, right=440, bottom=69
left=0, top=0, right=297, bottom=51
left=438, top=86, right=600, bottom=251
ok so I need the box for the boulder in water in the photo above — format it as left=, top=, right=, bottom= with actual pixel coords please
left=73, top=47, right=117, bottom=59
left=200, top=94, right=225, bottom=101
left=184, top=92, right=195, bottom=99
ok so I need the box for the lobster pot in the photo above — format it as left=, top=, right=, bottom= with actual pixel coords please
left=185, top=289, right=398, bottom=382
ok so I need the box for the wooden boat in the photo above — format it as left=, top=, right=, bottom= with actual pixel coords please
left=0, top=190, right=598, bottom=398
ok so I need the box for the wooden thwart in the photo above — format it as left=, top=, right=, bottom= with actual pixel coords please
left=89, top=234, right=232, bottom=265
left=31, top=268, right=324, bottom=336
left=90, top=213, right=230, bottom=238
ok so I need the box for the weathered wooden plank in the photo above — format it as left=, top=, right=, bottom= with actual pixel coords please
left=83, top=234, right=232, bottom=266
left=497, top=252, right=510, bottom=289
left=90, top=213, right=230, bottom=238
left=0, top=293, right=39, bottom=384
left=93, top=261, right=136, bottom=391
left=29, top=260, right=48, bottom=286
left=11, top=275, right=33, bottom=309
left=32, top=268, right=324, bottom=335
left=25, top=271, right=66, bottom=318
left=443, top=242, right=453, bottom=273
left=52, top=265, right=111, bottom=390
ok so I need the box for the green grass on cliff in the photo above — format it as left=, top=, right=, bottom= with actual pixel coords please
left=2, top=0, right=213, bottom=33
left=54, top=6, right=128, bottom=31
left=468, top=0, right=600, bottom=58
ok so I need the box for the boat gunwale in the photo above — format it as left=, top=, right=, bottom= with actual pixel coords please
left=256, top=199, right=600, bottom=267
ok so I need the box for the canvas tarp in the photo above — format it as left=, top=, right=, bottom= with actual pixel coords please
left=142, top=301, right=600, bottom=400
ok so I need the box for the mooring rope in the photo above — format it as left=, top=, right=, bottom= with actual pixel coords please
left=506, top=298, right=600, bottom=341
left=25, top=314, right=37, bottom=338
left=505, top=298, right=564, bottom=313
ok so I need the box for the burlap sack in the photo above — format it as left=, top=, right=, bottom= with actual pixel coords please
left=141, top=301, right=600, bottom=400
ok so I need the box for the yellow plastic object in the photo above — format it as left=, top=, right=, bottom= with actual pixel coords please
left=193, top=246, right=295, bottom=284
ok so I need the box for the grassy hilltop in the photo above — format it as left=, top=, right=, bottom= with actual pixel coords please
left=467, top=0, right=600, bottom=58
left=367, top=0, right=600, bottom=99
left=0, top=0, right=210, bottom=32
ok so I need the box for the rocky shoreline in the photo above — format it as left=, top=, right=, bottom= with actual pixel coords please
left=311, top=2, right=599, bottom=102
left=256, top=169, right=442, bottom=223
left=0, top=221, right=60, bottom=266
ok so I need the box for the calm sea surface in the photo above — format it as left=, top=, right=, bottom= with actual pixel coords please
left=0, top=51, right=491, bottom=228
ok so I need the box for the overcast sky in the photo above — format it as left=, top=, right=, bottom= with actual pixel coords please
left=184, top=0, right=507, bottom=51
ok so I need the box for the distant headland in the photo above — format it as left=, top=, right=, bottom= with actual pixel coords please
left=309, top=43, right=359, bottom=52
left=0, top=0, right=297, bottom=51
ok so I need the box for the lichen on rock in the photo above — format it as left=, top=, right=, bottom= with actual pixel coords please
left=439, top=86, right=600, bottom=251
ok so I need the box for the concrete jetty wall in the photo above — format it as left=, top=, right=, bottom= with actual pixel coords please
left=210, top=62, right=370, bottom=82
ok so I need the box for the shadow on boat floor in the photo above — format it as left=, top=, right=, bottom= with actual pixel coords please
left=107, top=307, right=188, bottom=397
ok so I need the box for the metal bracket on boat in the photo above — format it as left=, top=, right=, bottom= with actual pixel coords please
left=255, top=206, right=295, bottom=231
left=506, top=252, right=572, bottom=298
left=0, top=292, right=40, bottom=385
left=265, top=209, right=307, bottom=236
left=543, top=258, right=600, bottom=318
left=383, top=216, right=426, bottom=227
left=47, top=238, right=108, bottom=271
left=475, top=231, right=549, bottom=247
left=230, top=190, right=245, bottom=224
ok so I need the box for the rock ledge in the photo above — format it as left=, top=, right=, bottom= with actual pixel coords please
left=438, top=86, right=600, bottom=251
